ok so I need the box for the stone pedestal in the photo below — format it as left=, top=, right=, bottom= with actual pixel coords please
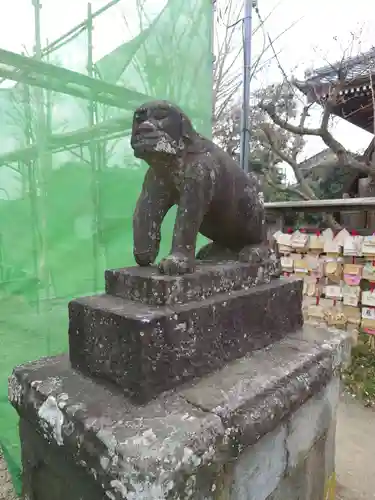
left=69, top=262, right=302, bottom=403
left=9, top=261, right=351, bottom=500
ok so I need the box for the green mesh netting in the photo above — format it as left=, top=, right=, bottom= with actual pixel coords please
left=0, top=0, right=212, bottom=491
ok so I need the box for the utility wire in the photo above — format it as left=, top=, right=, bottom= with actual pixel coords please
left=254, top=4, right=305, bottom=104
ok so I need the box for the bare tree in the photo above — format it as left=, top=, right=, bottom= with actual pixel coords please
left=214, top=80, right=307, bottom=201
left=212, top=0, right=300, bottom=125
left=255, top=42, right=375, bottom=227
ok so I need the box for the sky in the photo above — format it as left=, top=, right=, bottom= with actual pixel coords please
left=0, top=0, right=374, bottom=173
left=216, top=0, right=375, bottom=162
left=0, top=0, right=165, bottom=59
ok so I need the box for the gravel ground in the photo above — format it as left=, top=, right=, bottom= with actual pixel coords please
left=0, top=454, right=17, bottom=500
left=335, top=392, right=375, bottom=500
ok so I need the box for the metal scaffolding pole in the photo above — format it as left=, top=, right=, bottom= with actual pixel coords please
left=32, top=0, right=48, bottom=309
left=0, top=47, right=149, bottom=108
left=87, top=2, right=101, bottom=292
left=239, top=0, right=255, bottom=173
left=45, top=0, right=122, bottom=55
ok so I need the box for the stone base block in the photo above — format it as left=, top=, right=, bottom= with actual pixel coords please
left=19, top=418, right=103, bottom=500
left=69, top=277, right=303, bottom=403
left=10, top=326, right=351, bottom=500
left=105, top=259, right=280, bottom=307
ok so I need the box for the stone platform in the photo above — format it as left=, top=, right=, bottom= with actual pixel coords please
left=9, top=256, right=351, bottom=499
left=69, top=263, right=302, bottom=403
left=9, top=326, right=351, bottom=500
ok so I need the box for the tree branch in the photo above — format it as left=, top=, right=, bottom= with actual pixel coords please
left=260, top=99, right=375, bottom=175
left=318, top=98, right=349, bottom=158
left=265, top=172, right=310, bottom=200
left=291, top=104, right=310, bottom=160
left=259, top=123, right=318, bottom=199
left=259, top=101, right=322, bottom=136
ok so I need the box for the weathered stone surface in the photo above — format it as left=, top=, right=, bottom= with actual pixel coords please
left=69, top=278, right=303, bottom=403
left=10, top=355, right=225, bottom=500
left=231, top=426, right=287, bottom=500
left=20, top=418, right=104, bottom=500
left=105, top=259, right=279, bottom=306
left=286, top=376, right=340, bottom=469
left=324, top=418, right=336, bottom=481
left=182, top=328, right=338, bottom=449
left=266, top=433, right=329, bottom=500
left=288, top=326, right=352, bottom=369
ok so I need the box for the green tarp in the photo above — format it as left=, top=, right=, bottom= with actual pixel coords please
left=0, top=0, right=212, bottom=491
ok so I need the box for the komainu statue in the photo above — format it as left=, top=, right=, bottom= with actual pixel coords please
left=131, top=100, right=271, bottom=275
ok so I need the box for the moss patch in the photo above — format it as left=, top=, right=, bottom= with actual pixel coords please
left=342, top=334, right=375, bottom=407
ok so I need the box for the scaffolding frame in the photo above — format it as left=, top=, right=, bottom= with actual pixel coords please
left=0, top=0, right=150, bottom=305
left=0, top=1, right=150, bottom=165
left=0, top=3, right=215, bottom=491
left=0, top=0, right=214, bottom=306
